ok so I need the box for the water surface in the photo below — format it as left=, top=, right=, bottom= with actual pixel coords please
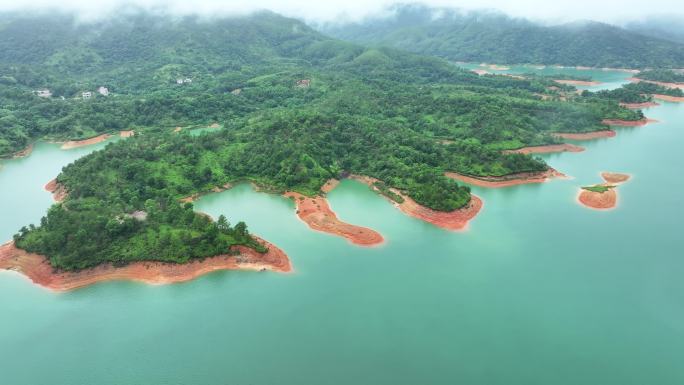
left=0, top=70, right=682, bottom=385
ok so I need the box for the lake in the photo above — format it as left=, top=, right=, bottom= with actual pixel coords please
left=1, top=69, right=682, bottom=385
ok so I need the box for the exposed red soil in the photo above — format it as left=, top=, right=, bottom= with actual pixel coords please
left=578, top=187, right=617, bottom=210
left=10, top=144, right=33, bottom=159
left=284, top=191, right=383, bottom=246
left=577, top=172, right=631, bottom=210
left=61, top=134, right=110, bottom=150
left=174, top=126, right=183, bottom=133
left=44, top=178, right=68, bottom=202
left=320, top=179, right=340, bottom=193
left=179, top=183, right=234, bottom=203
left=503, top=143, right=585, bottom=155
left=652, top=94, right=684, bottom=102
left=620, top=101, right=660, bottom=109
left=120, top=130, right=135, bottom=138
left=628, top=77, right=684, bottom=90
left=444, top=169, right=565, bottom=188
left=601, top=172, right=630, bottom=184
left=348, top=175, right=482, bottom=231
left=601, top=118, right=657, bottom=126
left=554, top=79, right=601, bottom=86
left=0, top=238, right=290, bottom=292
left=552, top=130, right=616, bottom=140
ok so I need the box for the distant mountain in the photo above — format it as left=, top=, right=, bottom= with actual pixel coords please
left=625, top=16, right=684, bottom=45
left=321, top=4, right=684, bottom=69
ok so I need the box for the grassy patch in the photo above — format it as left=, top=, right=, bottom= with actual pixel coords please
left=581, top=185, right=614, bottom=193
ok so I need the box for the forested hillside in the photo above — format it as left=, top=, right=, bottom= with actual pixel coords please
left=3, top=11, right=644, bottom=270
left=322, top=4, right=684, bottom=69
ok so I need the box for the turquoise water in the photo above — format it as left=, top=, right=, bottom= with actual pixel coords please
left=457, top=62, right=633, bottom=91
left=1, top=71, right=683, bottom=384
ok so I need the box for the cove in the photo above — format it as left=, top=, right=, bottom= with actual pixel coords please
left=0, top=69, right=683, bottom=385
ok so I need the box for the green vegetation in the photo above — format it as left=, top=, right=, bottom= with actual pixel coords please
left=323, top=4, right=684, bottom=69
left=582, top=185, right=614, bottom=193
left=583, top=82, right=683, bottom=104
left=372, top=181, right=405, bottom=204
left=636, top=69, right=684, bottom=83
left=4, top=11, right=644, bottom=270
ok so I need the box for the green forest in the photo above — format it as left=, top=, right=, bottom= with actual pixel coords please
left=635, top=69, right=684, bottom=83
left=3, top=11, right=649, bottom=271
left=323, top=4, right=684, bottom=69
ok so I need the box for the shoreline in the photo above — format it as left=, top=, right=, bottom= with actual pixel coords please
left=284, top=190, right=384, bottom=246
left=10, top=144, right=34, bottom=159
left=601, top=118, right=657, bottom=127
left=45, top=178, right=68, bottom=202
left=652, top=94, right=684, bottom=103
left=0, top=238, right=291, bottom=292
left=620, top=101, right=660, bottom=109
left=61, top=134, right=111, bottom=150
left=503, top=143, right=584, bottom=155
left=444, top=168, right=564, bottom=188
left=628, top=77, right=684, bottom=90
left=552, top=130, right=616, bottom=140
left=348, top=175, right=482, bottom=231
left=554, top=79, right=601, bottom=86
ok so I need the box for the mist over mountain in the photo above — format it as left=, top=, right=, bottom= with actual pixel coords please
left=625, top=15, right=684, bottom=44
left=321, top=4, right=684, bottom=68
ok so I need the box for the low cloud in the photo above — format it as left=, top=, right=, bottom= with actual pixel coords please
left=0, top=0, right=681, bottom=24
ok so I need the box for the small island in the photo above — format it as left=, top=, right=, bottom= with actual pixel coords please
left=577, top=172, right=631, bottom=210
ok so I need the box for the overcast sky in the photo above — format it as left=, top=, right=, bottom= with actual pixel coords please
left=0, top=0, right=681, bottom=24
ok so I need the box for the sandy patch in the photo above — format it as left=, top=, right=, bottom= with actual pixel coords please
left=61, top=134, right=110, bottom=150
left=284, top=191, right=383, bottom=246
left=601, top=172, right=630, bottom=184
left=578, top=187, right=617, bottom=210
